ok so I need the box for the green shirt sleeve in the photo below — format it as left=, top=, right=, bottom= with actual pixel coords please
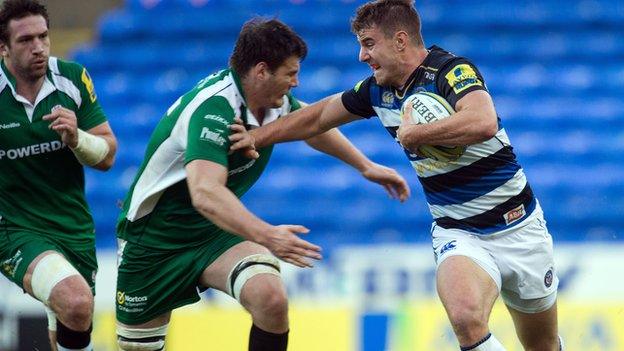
left=185, top=96, right=234, bottom=167
left=53, top=59, right=108, bottom=130
left=287, top=93, right=302, bottom=112
left=72, top=63, right=107, bottom=131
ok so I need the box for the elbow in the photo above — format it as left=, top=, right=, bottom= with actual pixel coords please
left=91, top=141, right=117, bottom=171
left=190, top=189, right=217, bottom=217
left=479, top=119, right=498, bottom=141
left=90, top=156, right=114, bottom=171
left=97, top=156, right=115, bottom=171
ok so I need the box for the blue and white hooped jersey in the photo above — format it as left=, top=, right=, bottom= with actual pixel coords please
left=341, top=46, right=536, bottom=235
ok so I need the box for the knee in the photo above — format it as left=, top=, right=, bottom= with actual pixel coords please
left=242, top=280, right=288, bottom=321
left=58, top=290, right=94, bottom=330
left=261, top=286, right=289, bottom=319
left=446, top=303, right=488, bottom=339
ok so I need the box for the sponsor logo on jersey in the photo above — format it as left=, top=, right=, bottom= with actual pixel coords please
left=424, top=71, right=436, bottom=81
left=414, top=158, right=448, bottom=175
left=0, top=141, right=65, bottom=160
left=228, top=159, right=256, bottom=176
left=381, top=91, right=395, bottom=107
left=504, top=204, right=526, bottom=225
left=1, top=250, right=23, bottom=278
left=204, top=114, right=230, bottom=126
left=199, top=127, right=226, bottom=146
left=444, top=64, right=482, bottom=94
left=0, top=122, right=20, bottom=130
left=117, top=291, right=148, bottom=306
left=544, top=267, right=554, bottom=288
left=81, top=68, right=97, bottom=103
left=439, top=240, right=457, bottom=256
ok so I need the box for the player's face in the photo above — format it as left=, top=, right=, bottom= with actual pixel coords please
left=1, top=15, right=50, bottom=82
left=263, top=56, right=300, bottom=108
left=357, top=26, right=403, bottom=87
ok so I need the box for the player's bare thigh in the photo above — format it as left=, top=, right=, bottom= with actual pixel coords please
left=198, top=240, right=271, bottom=292
left=117, top=312, right=171, bottom=329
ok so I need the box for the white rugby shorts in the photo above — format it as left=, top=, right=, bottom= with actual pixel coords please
left=432, top=202, right=558, bottom=312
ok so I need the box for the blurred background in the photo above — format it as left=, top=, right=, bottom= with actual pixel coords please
left=1, top=0, right=623, bottom=350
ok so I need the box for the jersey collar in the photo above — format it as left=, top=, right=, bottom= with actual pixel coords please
left=392, top=46, right=437, bottom=99
left=0, top=58, right=58, bottom=122
left=230, top=68, right=246, bottom=104
left=228, top=68, right=284, bottom=127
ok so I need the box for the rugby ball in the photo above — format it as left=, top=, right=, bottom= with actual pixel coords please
left=400, top=92, right=466, bottom=162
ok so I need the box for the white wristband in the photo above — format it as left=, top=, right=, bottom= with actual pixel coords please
left=71, top=129, right=110, bottom=166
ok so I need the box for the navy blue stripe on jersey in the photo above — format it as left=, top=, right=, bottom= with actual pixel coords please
left=435, top=183, right=536, bottom=234
left=423, top=161, right=521, bottom=206
left=420, top=146, right=518, bottom=193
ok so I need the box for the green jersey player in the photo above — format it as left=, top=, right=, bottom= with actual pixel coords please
left=0, top=0, right=117, bottom=350
left=115, top=18, right=409, bottom=351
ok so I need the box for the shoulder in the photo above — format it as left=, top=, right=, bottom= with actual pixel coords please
left=182, top=70, right=240, bottom=116
left=49, top=57, right=87, bottom=80
left=426, top=46, right=480, bottom=76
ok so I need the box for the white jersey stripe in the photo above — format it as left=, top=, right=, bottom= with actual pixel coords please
left=126, top=78, right=235, bottom=221
left=49, top=57, right=82, bottom=108
left=429, top=168, right=528, bottom=219
left=412, top=129, right=511, bottom=178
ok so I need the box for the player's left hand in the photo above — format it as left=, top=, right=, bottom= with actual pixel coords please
left=228, top=117, right=259, bottom=159
left=361, top=162, right=410, bottom=202
left=397, top=106, right=419, bottom=152
left=42, top=106, right=79, bottom=148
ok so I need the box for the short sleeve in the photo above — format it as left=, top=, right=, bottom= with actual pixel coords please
left=185, top=96, right=235, bottom=167
left=341, top=77, right=376, bottom=118
left=436, top=59, right=487, bottom=109
left=75, top=66, right=107, bottom=130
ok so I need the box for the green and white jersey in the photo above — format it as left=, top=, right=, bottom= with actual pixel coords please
left=0, top=57, right=106, bottom=246
left=0, top=57, right=107, bottom=246
left=117, top=69, right=301, bottom=250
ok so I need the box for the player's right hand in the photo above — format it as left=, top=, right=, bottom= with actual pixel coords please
left=260, top=225, right=322, bottom=268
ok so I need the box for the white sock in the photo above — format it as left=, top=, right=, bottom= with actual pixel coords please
left=559, top=335, right=564, bottom=350
left=460, top=333, right=506, bottom=350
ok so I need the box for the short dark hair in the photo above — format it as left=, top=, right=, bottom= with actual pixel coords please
left=229, top=18, right=307, bottom=77
left=351, top=0, right=423, bottom=46
left=0, top=0, right=49, bottom=45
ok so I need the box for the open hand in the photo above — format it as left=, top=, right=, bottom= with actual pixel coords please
left=260, top=225, right=322, bottom=268
left=361, top=162, right=410, bottom=202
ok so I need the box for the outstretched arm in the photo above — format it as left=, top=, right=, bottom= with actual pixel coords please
left=230, top=94, right=361, bottom=151
left=305, top=128, right=410, bottom=202
left=186, top=159, right=322, bottom=268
